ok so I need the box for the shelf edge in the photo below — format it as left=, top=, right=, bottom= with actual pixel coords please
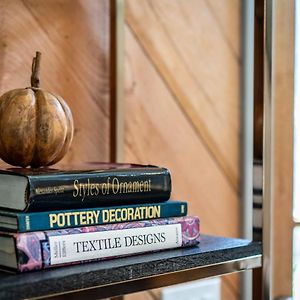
left=32, top=254, right=262, bottom=300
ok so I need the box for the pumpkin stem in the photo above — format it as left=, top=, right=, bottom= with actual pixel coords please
left=31, top=51, right=41, bottom=88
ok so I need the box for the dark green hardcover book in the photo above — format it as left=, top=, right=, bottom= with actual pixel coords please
left=0, top=163, right=171, bottom=212
left=0, top=200, right=187, bottom=232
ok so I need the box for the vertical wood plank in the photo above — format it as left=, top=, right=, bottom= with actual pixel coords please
left=272, top=0, right=294, bottom=297
left=124, top=21, right=240, bottom=299
left=125, top=0, right=241, bottom=191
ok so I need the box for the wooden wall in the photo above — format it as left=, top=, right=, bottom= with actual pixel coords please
left=0, top=0, right=111, bottom=167
left=124, top=1, right=241, bottom=299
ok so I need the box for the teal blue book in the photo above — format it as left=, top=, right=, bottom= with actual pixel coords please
left=0, top=200, right=187, bottom=232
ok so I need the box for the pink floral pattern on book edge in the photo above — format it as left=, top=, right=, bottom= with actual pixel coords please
left=16, top=231, right=46, bottom=272
left=15, top=216, right=200, bottom=272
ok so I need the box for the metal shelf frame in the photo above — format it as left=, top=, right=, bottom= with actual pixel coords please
left=0, top=235, right=262, bottom=300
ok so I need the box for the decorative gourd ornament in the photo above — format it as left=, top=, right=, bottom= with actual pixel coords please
left=0, top=52, right=74, bottom=168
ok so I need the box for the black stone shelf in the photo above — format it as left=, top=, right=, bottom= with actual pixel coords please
left=0, top=235, right=262, bottom=300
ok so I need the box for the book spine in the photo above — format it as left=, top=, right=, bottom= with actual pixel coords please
left=27, top=168, right=171, bottom=212
left=15, top=216, right=200, bottom=272
left=16, top=201, right=188, bottom=232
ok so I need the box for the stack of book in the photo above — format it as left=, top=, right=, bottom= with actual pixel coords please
left=0, top=163, right=200, bottom=273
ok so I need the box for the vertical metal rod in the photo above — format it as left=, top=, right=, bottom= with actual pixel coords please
left=242, top=0, right=255, bottom=245
left=241, top=0, right=255, bottom=299
left=262, top=0, right=274, bottom=298
left=110, top=0, right=124, bottom=163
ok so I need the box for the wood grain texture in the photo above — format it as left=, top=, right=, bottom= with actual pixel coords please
left=124, top=25, right=239, bottom=238
left=0, top=0, right=110, bottom=166
left=204, top=0, right=240, bottom=60
left=124, top=22, right=239, bottom=299
left=272, top=0, right=294, bottom=297
left=125, top=0, right=241, bottom=191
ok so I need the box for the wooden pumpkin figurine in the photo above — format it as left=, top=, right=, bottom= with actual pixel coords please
left=0, top=52, right=74, bottom=167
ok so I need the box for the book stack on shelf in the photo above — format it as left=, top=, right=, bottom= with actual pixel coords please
left=0, top=163, right=200, bottom=273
